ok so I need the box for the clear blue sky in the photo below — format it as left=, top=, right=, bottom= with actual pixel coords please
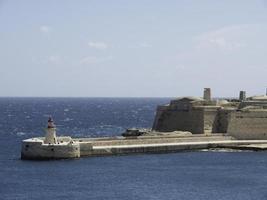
left=1, top=0, right=267, bottom=97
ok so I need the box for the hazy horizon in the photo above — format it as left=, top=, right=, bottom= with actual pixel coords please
left=0, top=95, right=248, bottom=99
left=1, top=1, right=267, bottom=98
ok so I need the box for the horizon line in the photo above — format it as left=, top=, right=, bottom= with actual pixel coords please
left=0, top=96, right=238, bottom=99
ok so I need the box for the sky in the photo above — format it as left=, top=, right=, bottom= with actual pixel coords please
left=0, top=0, right=267, bottom=97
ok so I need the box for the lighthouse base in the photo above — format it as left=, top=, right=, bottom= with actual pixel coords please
left=21, top=137, right=80, bottom=160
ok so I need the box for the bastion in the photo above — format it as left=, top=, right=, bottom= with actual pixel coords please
left=153, top=88, right=267, bottom=139
left=21, top=89, right=267, bottom=160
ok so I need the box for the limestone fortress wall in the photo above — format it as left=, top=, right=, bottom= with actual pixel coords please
left=152, top=88, right=267, bottom=139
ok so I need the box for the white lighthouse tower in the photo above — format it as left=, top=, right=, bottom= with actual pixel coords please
left=44, top=117, right=58, bottom=144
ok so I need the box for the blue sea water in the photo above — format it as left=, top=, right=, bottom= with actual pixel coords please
left=1, top=97, right=267, bottom=200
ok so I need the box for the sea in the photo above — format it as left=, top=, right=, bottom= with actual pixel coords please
left=1, top=97, right=267, bottom=200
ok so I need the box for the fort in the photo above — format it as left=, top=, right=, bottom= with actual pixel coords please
left=21, top=89, right=267, bottom=160
left=153, top=88, right=267, bottom=140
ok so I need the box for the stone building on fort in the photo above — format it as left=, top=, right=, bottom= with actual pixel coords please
left=152, top=88, right=267, bottom=139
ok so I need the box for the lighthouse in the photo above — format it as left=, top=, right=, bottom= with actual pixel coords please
left=44, top=117, right=58, bottom=144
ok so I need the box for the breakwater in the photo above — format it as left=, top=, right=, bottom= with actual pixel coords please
left=21, top=134, right=267, bottom=160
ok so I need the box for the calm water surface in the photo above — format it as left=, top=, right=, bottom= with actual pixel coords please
left=0, top=98, right=267, bottom=200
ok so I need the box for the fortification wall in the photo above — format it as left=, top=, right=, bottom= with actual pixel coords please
left=216, top=109, right=233, bottom=133
left=202, top=107, right=220, bottom=133
left=153, top=108, right=204, bottom=134
left=228, top=111, right=267, bottom=139
left=152, top=105, right=168, bottom=130
left=239, top=101, right=267, bottom=109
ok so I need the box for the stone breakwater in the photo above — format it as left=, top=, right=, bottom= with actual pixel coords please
left=21, top=134, right=267, bottom=160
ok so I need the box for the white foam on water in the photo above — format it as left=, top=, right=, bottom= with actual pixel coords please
left=199, top=148, right=249, bottom=152
left=16, top=132, right=26, bottom=136
left=63, top=118, right=73, bottom=122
